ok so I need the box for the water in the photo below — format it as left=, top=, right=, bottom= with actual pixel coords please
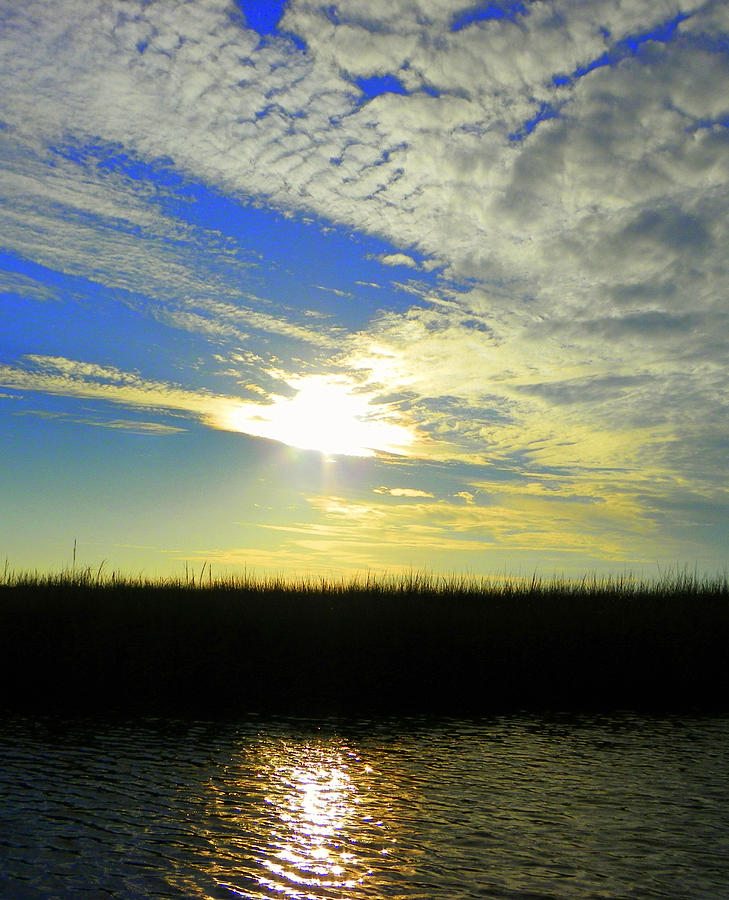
left=1, top=713, right=728, bottom=899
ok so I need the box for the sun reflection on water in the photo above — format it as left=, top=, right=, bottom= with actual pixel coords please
left=204, top=734, right=394, bottom=899
left=257, top=743, right=378, bottom=897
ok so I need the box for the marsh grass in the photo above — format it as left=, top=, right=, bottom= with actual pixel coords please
left=1, top=565, right=727, bottom=715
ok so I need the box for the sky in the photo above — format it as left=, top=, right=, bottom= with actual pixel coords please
left=1, top=0, right=728, bottom=580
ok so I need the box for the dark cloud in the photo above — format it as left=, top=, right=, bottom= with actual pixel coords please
left=619, top=207, right=711, bottom=254
left=515, top=374, right=652, bottom=406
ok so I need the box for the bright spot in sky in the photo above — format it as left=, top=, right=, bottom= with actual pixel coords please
left=225, top=374, right=413, bottom=457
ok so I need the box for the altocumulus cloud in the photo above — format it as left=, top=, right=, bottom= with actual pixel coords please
left=1, top=0, right=728, bottom=571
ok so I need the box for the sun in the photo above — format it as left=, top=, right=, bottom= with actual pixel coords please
left=224, top=374, right=413, bottom=457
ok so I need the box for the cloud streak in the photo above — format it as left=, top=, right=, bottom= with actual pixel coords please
left=0, top=354, right=417, bottom=456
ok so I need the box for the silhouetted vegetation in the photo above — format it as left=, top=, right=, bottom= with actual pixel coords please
left=1, top=565, right=727, bottom=715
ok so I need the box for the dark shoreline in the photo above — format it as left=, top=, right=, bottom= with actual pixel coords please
left=2, top=573, right=728, bottom=717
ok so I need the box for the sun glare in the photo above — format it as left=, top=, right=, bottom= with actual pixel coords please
left=224, top=375, right=413, bottom=457
left=251, top=741, right=382, bottom=897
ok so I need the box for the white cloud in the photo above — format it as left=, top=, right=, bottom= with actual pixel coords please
left=377, top=252, right=418, bottom=268
left=174, top=298, right=342, bottom=348
left=154, top=308, right=250, bottom=343
left=373, top=486, right=435, bottom=498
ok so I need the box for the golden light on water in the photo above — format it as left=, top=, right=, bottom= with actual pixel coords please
left=223, top=374, right=414, bottom=457
left=197, top=734, right=400, bottom=899
left=255, top=742, right=379, bottom=897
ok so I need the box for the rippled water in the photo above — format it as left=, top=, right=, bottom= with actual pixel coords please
left=1, top=713, right=728, bottom=898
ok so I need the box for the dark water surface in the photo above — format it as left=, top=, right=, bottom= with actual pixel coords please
left=1, top=713, right=728, bottom=898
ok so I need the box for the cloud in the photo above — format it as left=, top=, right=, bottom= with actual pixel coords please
left=3, top=0, right=723, bottom=326
left=263, top=483, right=683, bottom=573
left=0, top=269, right=59, bottom=303
left=373, top=486, right=435, bottom=498
left=0, top=355, right=239, bottom=426
left=12, top=408, right=186, bottom=434
left=156, top=296, right=341, bottom=350
left=153, top=308, right=250, bottom=344
left=0, top=354, right=417, bottom=457
left=315, top=285, right=353, bottom=298
left=1, top=0, right=728, bottom=569
left=2, top=1, right=721, bottom=292
left=196, top=298, right=342, bottom=346
left=376, top=253, right=418, bottom=268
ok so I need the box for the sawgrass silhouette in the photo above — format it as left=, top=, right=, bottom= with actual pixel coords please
left=1, top=565, right=727, bottom=715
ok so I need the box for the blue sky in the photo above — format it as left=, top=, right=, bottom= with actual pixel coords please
left=1, top=0, right=728, bottom=579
